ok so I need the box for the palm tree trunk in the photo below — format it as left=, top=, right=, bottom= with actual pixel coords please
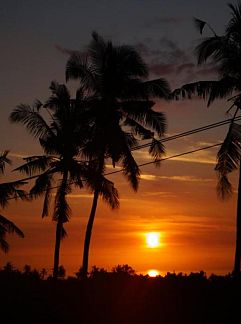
left=53, top=170, right=68, bottom=279
left=53, top=220, right=63, bottom=279
left=82, top=189, right=100, bottom=278
left=234, top=162, right=241, bottom=275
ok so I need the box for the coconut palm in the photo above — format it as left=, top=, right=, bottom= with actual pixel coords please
left=0, top=151, right=25, bottom=252
left=172, top=2, right=241, bottom=274
left=10, top=81, right=119, bottom=278
left=66, top=32, right=170, bottom=277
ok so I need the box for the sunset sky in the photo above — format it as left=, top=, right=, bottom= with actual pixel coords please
left=0, top=0, right=239, bottom=276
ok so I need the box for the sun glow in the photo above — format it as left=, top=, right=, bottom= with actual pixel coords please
left=145, top=232, right=161, bottom=248
left=148, top=269, right=159, bottom=277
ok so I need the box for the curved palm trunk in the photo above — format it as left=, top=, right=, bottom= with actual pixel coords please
left=82, top=189, right=99, bottom=278
left=53, top=170, right=68, bottom=279
left=53, top=220, right=63, bottom=278
left=234, top=163, right=241, bottom=275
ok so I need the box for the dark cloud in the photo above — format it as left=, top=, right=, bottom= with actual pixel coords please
left=134, top=43, right=152, bottom=57
left=54, top=44, right=88, bottom=57
left=144, top=16, right=187, bottom=28
left=176, top=63, right=195, bottom=74
left=134, top=37, right=217, bottom=86
left=134, top=38, right=188, bottom=64
left=149, top=63, right=176, bottom=75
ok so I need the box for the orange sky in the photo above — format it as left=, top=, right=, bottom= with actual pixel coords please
left=1, top=99, right=239, bottom=276
left=0, top=0, right=239, bottom=277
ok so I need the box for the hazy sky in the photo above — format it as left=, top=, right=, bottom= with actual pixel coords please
left=0, top=0, right=239, bottom=276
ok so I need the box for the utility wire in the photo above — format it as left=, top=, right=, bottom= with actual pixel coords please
left=131, top=116, right=241, bottom=151
left=9, top=116, right=240, bottom=184
left=5, top=116, right=241, bottom=201
left=105, top=142, right=221, bottom=174
left=7, top=142, right=221, bottom=201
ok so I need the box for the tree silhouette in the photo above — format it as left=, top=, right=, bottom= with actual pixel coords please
left=0, top=151, right=25, bottom=252
left=10, top=82, right=119, bottom=278
left=66, top=32, right=170, bottom=277
left=172, top=2, right=241, bottom=274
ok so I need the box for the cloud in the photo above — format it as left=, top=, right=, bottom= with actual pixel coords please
left=133, top=37, right=217, bottom=84
left=149, top=60, right=217, bottom=80
left=134, top=146, right=217, bottom=165
left=149, top=63, right=176, bottom=75
left=140, top=174, right=156, bottom=181
left=9, top=152, right=29, bottom=159
left=176, top=63, right=195, bottom=74
left=143, top=191, right=176, bottom=198
left=106, top=164, right=122, bottom=170
left=143, top=16, right=187, bottom=28
left=66, top=194, right=93, bottom=199
left=54, top=45, right=88, bottom=59
left=140, top=174, right=213, bottom=182
left=172, top=155, right=216, bottom=165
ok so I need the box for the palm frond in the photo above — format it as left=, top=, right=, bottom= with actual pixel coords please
left=195, top=36, right=224, bottom=65
left=10, top=104, right=54, bottom=139
left=89, top=31, right=108, bottom=75
left=0, top=215, right=24, bottom=238
left=44, top=81, right=70, bottom=113
left=30, top=171, right=54, bottom=200
left=172, top=77, right=238, bottom=106
left=194, top=17, right=207, bottom=35
left=215, top=122, right=241, bottom=199
left=66, top=53, right=97, bottom=91
left=0, top=214, right=24, bottom=252
left=13, top=156, right=56, bottom=176
left=143, top=110, right=167, bottom=137
left=115, top=44, right=148, bottom=78
left=68, top=160, right=84, bottom=189
left=121, top=100, right=154, bottom=113
left=33, top=99, right=43, bottom=111
left=53, top=174, right=71, bottom=223
left=61, top=225, right=67, bottom=240
left=121, top=150, right=140, bottom=191
left=227, top=3, right=241, bottom=35
left=122, top=101, right=166, bottom=137
left=39, top=137, right=60, bottom=155
left=0, top=237, right=9, bottom=253
left=0, top=151, right=11, bottom=175
left=128, top=110, right=166, bottom=137
left=149, top=138, right=165, bottom=164
left=41, top=180, right=53, bottom=218
left=0, top=180, right=28, bottom=208
left=216, top=173, right=233, bottom=199
left=140, top=79, right=171, bottom=99
left=99, top=178, right=119, bottom=209
left=124, top=117, right=154, bottom=140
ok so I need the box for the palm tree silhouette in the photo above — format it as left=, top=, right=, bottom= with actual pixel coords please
left=172, top=3, right=241, bottom=274
left=66, top=32, right=170, bottom=277
left=0, top=151, right=25, bottom=252
left=10, top=82, right=119, bottom=278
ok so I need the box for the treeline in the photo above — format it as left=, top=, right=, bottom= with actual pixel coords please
left=1, top=263, right=241, bottom=324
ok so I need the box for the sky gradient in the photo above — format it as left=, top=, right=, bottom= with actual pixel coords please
left=0, top=0, right=239, bottom=276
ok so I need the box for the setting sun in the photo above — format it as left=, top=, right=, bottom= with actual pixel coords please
left=146, top=232, right=161, bottom=248
left=147, top=269, right=159, bottom=277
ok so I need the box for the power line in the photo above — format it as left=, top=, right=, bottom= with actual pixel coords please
left=5, top=116, right=241, bottom=201
left=131, top=116, right=241, bottom=151
left=9, top=116, right=240, bottom=185
left=105, top=143, right=221, bottom=175
left=7, top=142, right=222, bottom=201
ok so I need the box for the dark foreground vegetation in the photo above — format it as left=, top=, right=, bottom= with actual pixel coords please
left=1, top=264, right=241, bottom=324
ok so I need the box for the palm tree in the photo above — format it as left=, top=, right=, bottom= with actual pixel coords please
left=66, top=32, right=170, bottom=277
left=10, top=81, right=119, bottom=278
left=0, top=151, right=25, bottom=252
left=172, top=2, right=241, bottom=274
